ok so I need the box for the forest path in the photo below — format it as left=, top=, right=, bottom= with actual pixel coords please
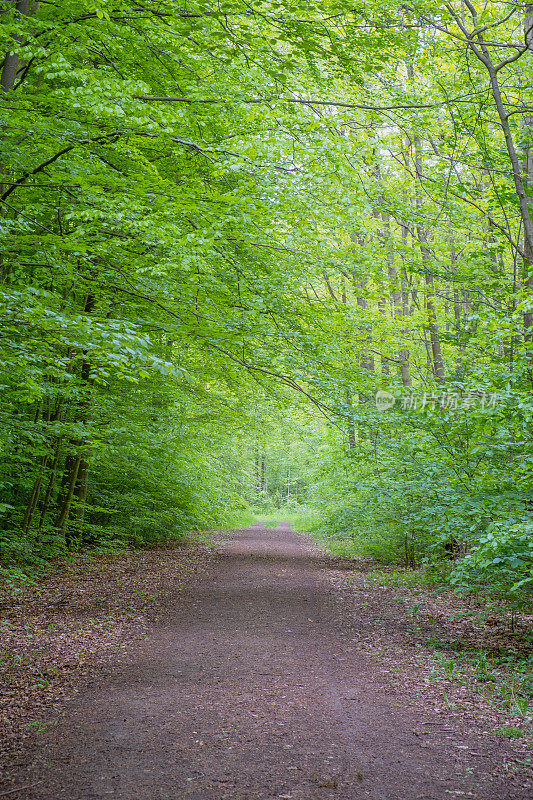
left=12, top=525, right=527, bottom=800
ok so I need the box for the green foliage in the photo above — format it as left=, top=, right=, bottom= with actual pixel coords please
left=494, top=725, right=525, bottom=739
left=450, top=524, right=533, bottom=607
left=0, top=0, right=532, bottom=616
left=427, top=641, right=533, bottom=721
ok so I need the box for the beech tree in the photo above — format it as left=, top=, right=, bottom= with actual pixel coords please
left=0, top=1, right=531, bottom=606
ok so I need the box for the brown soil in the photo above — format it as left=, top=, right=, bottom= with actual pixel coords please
left=1, top=524, right=531, bottom=800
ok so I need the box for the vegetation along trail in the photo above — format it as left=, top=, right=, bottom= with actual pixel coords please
left=1, top=1, right=532, bottom=797
left=3, top=524, right=529, bottom=800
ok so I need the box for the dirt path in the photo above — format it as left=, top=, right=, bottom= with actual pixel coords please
left=4, top=525, right=530, bottom=800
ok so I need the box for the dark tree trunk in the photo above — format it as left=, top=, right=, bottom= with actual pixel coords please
left=55, top=454, right=82, bottom=546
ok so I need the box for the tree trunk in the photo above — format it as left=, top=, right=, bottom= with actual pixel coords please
left=55, top=454, right=82, bottom=545
left=254, top=445, right=261, bottom=495
left=73, top=458, right=89, bottom=516
left=38, top=437, right=62, bottom=529
left=1, top=2, right=34, bottom=281
left=413, top=137, right=445, bottom=383
left=260, top=453, right=267, bottom=495
left=355, top=283, right=375, bottom=373
left=381, top=211, right=411, bottom=385
left=459, top=10, right=533, bottom=341
left=0, top=1, right=32, bottom=94
left=21, top=455, right=47, bottom=534
left=398, top=221, right=413, bottom=386
left=346, top=389, right=356, bottom=449
left=339, top=280, right=358, bottom=447
left=522, top=10, right=533, bottom=338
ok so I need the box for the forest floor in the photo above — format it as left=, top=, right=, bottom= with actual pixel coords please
left=0, top=524, right=531, bottom=800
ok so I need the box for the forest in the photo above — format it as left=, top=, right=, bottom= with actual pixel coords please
left=1, top=0, right=532, bottom=614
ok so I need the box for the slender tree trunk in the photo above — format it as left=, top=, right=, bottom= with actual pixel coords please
left=53, top=294, right=95, bottom=540
left=350, top=235, right=375, bottom=374
left=339, top=279, right=357, bottom=447
left=38, top=437, right=62, bottom=528
left=522, top=10, right=533, bottom=339
left=261, top=453, right=267, bottom=495
left=55, top=454, right=82, bottom=545
left=254, top=445, right=261, bottom=495
left=322, top=271, right=339, bottom=302
left=378, top=295, right=390, bottom=377
left=398, top=221, right=413, bottom=386
left=355, top=284, right=375, bottom=373
left=22, top=394, right=62, bottom=533
left=21, top=455, right=47, bottom=533
left=72, top=458, right=89, bottom=520
left=424, top=271, right=445, bottom=382
left=346, top=389, right=357, bottom=449
left=457, top=9, right=533, bottom=345
left=382, top=211, right=411, bottom=385
left=413, top=137, right=445, bottom=383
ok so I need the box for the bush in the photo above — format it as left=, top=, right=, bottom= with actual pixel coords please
left=450, top=522, right=533, bottom=609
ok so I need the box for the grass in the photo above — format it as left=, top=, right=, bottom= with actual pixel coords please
left=361, top=567, right=427, bottom=588
left=310, top=529, right=533, bottom=733
left=250, top=511, right=288, bottom=526
left=25, top=719, right=56, bottom=734
left=240, top=512, right=533, bottom=729
left=245, top=505, right=322, bottom=531
left=427, top=639, right=532, bottom=722
left=494, top=724, right=526, bottom=739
